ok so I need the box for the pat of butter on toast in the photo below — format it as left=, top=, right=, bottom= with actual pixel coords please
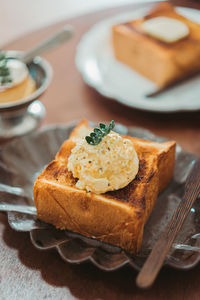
left=112, top=2, right=200, bottom=87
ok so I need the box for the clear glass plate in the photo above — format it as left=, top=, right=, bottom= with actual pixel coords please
left=0, top=122, right=200, bottom=271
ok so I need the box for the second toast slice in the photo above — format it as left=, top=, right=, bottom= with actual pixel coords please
left=112, top=3, right=200, bottom=87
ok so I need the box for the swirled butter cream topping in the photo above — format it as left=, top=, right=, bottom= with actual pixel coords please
left=67, top=132, right=139, bottom=194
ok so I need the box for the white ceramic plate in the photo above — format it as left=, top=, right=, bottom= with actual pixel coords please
left=75, top=5, right=200, bottom=113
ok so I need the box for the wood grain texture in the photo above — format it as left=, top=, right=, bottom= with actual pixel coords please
left=0, top=1, right=200, bottom=299
left=136, top=158, right=200, bottom=289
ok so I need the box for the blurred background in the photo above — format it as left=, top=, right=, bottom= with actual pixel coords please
left=0, top=0, right=200, bottom=145
left=0, top=0, right=154, bottom=47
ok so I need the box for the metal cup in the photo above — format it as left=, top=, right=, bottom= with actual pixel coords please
left=0, top=50, right=53, bottom=140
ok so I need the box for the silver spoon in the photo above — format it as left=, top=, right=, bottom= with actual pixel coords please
left=1, top=25, right=73, bottom=91
left=20, top=24, right=74, bottom=64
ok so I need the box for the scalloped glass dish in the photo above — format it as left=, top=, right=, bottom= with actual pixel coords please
left=0, top=122, right=200, bottom=271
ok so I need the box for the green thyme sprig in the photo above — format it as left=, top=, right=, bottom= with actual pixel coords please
left=85, top=120, right=115, bottom=145
left=0, top=51, right=12, bottom=85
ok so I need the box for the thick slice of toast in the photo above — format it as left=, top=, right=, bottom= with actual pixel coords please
left=112, top=2, right=200, bottom=87
left=34, top=120, right=176, bottom=253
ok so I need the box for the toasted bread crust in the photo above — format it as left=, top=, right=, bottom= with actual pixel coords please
left=34, top=120, right=176, bottom=253
left=112, top=2, right=200, bottom=87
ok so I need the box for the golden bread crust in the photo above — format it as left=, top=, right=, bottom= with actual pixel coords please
left=34, top=120, right=176, bottom=253
left=112, top=2, right=200, bottom=87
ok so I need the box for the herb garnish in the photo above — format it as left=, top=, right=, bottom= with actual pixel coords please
left=85, top=120, right=115, bottom=145
left=0, top=51, right=12, bottom=85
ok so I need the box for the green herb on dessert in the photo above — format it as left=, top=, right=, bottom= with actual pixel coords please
left=0, top=51, right=12, bottom=85
left=85, top=120, right=115, bottom=145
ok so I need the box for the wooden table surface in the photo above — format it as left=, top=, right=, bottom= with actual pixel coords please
left=1, top=1, right=200, bottom=299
